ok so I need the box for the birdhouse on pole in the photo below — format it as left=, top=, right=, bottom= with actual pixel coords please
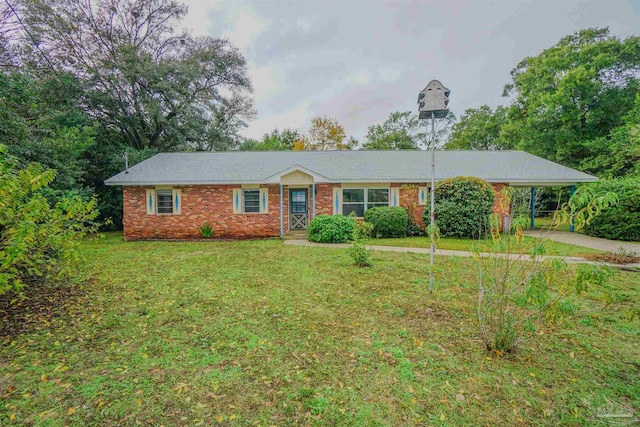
left=418, top=80, right=450, bottom=119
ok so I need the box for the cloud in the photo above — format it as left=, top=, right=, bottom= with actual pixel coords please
left=245, top=101, right=312, bottom=140
left=182, top=0, right=271, bottom=51
left=179, top=0, right=640, bottom=143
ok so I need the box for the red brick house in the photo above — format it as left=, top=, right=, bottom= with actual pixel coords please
left=105, top=150, right=597, bottom=240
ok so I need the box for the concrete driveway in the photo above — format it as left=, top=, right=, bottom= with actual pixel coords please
left=523, top=230, right=640, bottom=254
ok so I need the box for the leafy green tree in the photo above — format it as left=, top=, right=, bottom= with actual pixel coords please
left=239, top=129, right=299, bottom=151
left=0, top=70, right=95, bottom=193
left=0, top=145, right=100, bottom=294
left=362, top=111, right=425, bottom=150
left=581, top=92, right=640, bottom=177
left=17, top=0, right=254, bottom=151
left=445, top=105, right=511, bottom=150
left=502, top=28, right=640, bottom=169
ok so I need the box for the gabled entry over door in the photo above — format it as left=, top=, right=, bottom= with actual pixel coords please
left=289, top=189, right=308, bottom=230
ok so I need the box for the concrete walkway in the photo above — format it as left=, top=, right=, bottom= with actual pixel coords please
left=523, top=230, right=640, bottom=254
left=283, top=239, right=640, bottom=270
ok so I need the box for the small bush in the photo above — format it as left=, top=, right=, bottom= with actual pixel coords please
left=199, top=222, right=214, bottom=238
left=0, top=145, right=100, bottom=294
left=406, top=221, right=422, bottom=237
left=364, top=206, right=409, bottom=238
left=582, top=177, right=640, bottom=241
left=307, top=214, right=356, bottom=243
left=476, top=188, right=617, bottom=353
left=423, top=176, right=495, bottom=239
left=350, top=222, right=373, bottom=267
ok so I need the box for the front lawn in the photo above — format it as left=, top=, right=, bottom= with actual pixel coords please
left=533, top=216, right=572, bottom=233
left=372, top=235, right=603, bottom=256
left=1, top=234, right=637, bottom=426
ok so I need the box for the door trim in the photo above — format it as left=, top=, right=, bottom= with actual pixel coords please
left=289, top=188, right=308, bottom=230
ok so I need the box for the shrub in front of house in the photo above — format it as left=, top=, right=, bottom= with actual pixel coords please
left=307, top=214, right=357, bottom=243
left=423, top=176, right=495, bottom=239
left=199, top=222, right=214, bottom=238
left=364, top=206, right=409, bottom=238
left=582, top=177, right=640, bottom=241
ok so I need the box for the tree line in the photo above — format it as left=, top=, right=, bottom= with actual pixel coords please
left=241, top=28, right=640, bottom=183
left=1, top=0, right=638, bottom=230
left=446, top=28, right=640, bottom=179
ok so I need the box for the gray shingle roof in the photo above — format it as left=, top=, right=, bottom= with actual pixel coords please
left=104, top=150, right=598, bottom=186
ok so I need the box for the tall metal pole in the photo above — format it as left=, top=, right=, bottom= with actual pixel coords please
left=418, top=79, right=449, bottom=294
left=429, top=111, right=435, bottom=293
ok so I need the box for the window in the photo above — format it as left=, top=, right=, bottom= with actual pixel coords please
left=291, top=190, right=307, bottom=213
left=243, top=189, right=260, bottom=213
left=342, top=188, right=389, bottom=217
left=156, top=189, right=173, bottom=214
left=367, top=189, right=389, bottom=209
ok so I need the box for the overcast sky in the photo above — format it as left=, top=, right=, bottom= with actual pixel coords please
left=181, top=0, right=640, bottom=142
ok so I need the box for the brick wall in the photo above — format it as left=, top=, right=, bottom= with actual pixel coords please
left=491, top=183, right=511, bottom=217
left=315, top=183, right=340, bottom=216
left=122, top=182, right=510, bottom=240
left=123, top=185, right=281, bottom=240
left=396, top=183, right=426, bottom=228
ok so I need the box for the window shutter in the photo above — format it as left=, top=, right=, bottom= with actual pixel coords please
left=146, top=189, right=156, bottom=215
left=390, top=187, right=400, bottom=207
left=418, top=186, right=428, bottom=205
left=259, top=188, right=269, bottom=213
left=232, top=188, right=242, bottom=214
left=172, top=189, right=182, bottom=215
left=333, top=187, right=342, bottom=215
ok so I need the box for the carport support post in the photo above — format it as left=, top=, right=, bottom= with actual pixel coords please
left=530, top=187, right=536, bottom=230
left=312, top=183, right=316, bottom=219
left=569, top=185, right=576, bottom=232
left=279, top=184, right=284, bottom=238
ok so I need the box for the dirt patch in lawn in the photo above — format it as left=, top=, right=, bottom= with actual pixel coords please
left=0, top=284, right=86, bottom=341
left=583, top=252, right=640, bottom=265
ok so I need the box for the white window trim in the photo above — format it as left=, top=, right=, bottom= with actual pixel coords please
left=242, top=188, right=261, bottom=214
left=149, top=187, right=181, bottom=216
left=342, top=188, right=390, bottom=217
left=233, top=187, right=268, bottom=214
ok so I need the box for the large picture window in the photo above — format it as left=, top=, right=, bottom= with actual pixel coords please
left=243, top=189, right=260, bottom=213
left=342, top=188, right=389, bottom=217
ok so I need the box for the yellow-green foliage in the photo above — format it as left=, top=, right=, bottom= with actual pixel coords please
left=0, top=145, right=100, bottom=294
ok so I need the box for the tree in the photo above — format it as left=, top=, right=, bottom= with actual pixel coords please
left=476, top=187, right=617, bottom=353
left=305, top=116, right=353, bottom=150
left=239, top=128, right=299, bottom=151
left=445, top=105, right=511, bottom=150
left=581, top=92, right=640, bottom=177
left=0, top=145, right=100, bottom=294
left=362, top=111, right=425, bottom=150
left=15, top=0, right=254, bottom=151
left=501, top=28, right=640, bottom=169
left=0, top=69, right=95, bottom=193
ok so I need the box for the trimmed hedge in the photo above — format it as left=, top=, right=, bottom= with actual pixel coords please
left=582, top=177, right=640, bottom=242
left=307, top=214, right=356, bottom=243
left=364, top=206, right=409, bottom=238
left=423, top=176, right=495, bottom=239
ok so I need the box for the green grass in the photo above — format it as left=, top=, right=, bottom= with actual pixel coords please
left=372, top=235, right=603, bottom=256
left=533, top=216, right=573, bottom=232
left=1, top=234, right=638, bottom=426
